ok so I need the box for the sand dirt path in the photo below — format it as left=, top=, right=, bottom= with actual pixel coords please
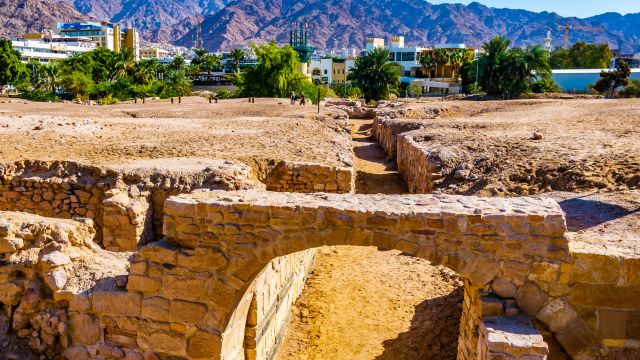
left=276, top=120, right=463, bottom=360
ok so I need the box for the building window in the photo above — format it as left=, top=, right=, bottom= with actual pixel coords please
left=402, top=52, right=415, bottom=61
left=324, top=69, right=327, bottom=75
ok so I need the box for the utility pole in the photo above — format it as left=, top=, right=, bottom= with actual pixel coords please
left=475, top=43, right=480, bottom=100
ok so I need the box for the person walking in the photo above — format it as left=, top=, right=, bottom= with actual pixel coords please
left=300, top=93, right=306, bottom=105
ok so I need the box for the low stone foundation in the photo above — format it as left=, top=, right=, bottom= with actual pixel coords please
left=265, top=161, right=354, bottom=194
left=372, top=117, right=425, bottom=157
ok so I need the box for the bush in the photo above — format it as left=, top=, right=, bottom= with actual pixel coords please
left=19, top=89, right=58, bottom=102
left=619, top=79, right=640, bottom=98
left=303, top=83, right=336, bottom=104
left=216, top=89, right=237, bottom=99
left=530, top=78, right=560, bottom=93
left=101, top=94, right=120, bottom=105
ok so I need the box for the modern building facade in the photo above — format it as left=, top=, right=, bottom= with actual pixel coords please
left=309, top=58, right=355, bottom=86
left=11, top=32, right=96, bottom=63
left=140, top=47, right=170, bottom=59
left=53, top=22, right=140, bottom=60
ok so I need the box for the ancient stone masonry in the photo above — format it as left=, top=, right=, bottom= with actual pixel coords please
left=0, top=159, right=262, bottom=250
left=2, top=188, right=639, bottom=359
left=265, top=161, right=354, bottom=194
left=372, top=116, right=424, bottom=157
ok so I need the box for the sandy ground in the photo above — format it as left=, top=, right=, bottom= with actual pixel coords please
left=395, top=99, right=640, bottom=196
left=275, top=247, right=463, bottom=360
left=0, top=97, right=351, bottom=172
left=351, top=119, right=408, bottom=195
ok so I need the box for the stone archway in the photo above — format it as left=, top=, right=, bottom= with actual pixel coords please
left=122, top=189, right=592, bottom=359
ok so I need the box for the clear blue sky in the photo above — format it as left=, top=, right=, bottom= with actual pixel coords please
left=428, top=1, right=640, bottom=18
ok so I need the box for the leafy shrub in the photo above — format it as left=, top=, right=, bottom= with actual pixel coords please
left=619, top=79, right=640, bottom=98
left=19, top=89, right=58, bottom=102
left=530, top=78, right=560, bottom=93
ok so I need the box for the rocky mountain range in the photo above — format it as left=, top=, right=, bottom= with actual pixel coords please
left=2, top=0, right=640, bottom=53
left=0, top=0, right=87, bottom=38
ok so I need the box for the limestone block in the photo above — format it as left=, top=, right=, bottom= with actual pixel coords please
left=570, top=284, right=640, bottom=309
left=571, top=252, right=621, bottom=284
left=623, top=258, right=640, bottom=286
left=0, top=236, right=24, bottom=253
left=91, top=290, right=142, bottom=316
left=536, top=298, right=579, bottom=332
left=515, top=282, right=547, bottom=316
left=597, top=308, right=640, bottom=340
left=0, top=281, right=23, bottom=306
left=103, top=191, right=153, bottom=252
left=482, top=296, right=505, bottom=317
left=69, top=313, right=101, bottom=345
left=480, top=315, right=549, bottom=358
left=127, top=275, right=161, bottom=294
left=39, top=251, right=71, bottom=269
left=44, top=268, right=68, bottom=291
left=554, top=318, right=598, bottom=357
left=170, top=300, right=207, bottom=325
left=138, top=239, right=177, bottom=265
left=137, top=329, right=186, bottom=357
left=64, top=345, right=91, bottom=360
left=528, top=262, right=560, bottom=282
left=492, top=278, right=517, bottom=299
left=142, top=296, right=170, bottom=322
left=187, top=330, right=222, bottom=358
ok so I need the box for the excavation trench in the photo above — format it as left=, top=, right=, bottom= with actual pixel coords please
left=275, top=118, right=465, bottom=360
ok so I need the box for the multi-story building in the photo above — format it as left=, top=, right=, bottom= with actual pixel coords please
left=309, top=58, right=356, bottom=86
left=11, top=32, right=96, bottom=63
left=53, top=21, right=140, bottom=61
left=140, top=47, right=170, bottom=59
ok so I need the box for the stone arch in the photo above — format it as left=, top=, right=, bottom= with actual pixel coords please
left=124, top=190, right=603, bottom=359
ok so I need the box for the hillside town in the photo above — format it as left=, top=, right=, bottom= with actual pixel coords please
left=0, top=2, right=639, bottom=360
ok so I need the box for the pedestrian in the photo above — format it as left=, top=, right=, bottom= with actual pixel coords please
left=300, top=93, right=306, bottom=105
left=290, top=91, right=296, bottom=105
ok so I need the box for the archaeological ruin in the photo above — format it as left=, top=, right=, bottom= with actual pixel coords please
left=0, top=97, right=638, bottom=359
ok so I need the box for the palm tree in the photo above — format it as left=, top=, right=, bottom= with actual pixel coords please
left=203, top=54, right=220, bottom=75
left=166, top=69, right=192, bottom=96
left=170, top=56, right=186, bottom=71
left=229, top=48, right=246, bottom=73
left=434, top=49, right=450, bottom=79
left=449, top=49, right=469, bottom=82
left=419, top=53, right=436, bottom=79
left=347, top=47, right=401, bottom=102
left=112, top=48, right=136, bottom=80
left=131, top=59, right=157, bottom=86
left=39, top=61, right=62, bottom=93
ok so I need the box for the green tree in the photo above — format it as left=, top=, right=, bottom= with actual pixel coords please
left=130, top=59, right=158, bottom=86
left=593, top=60, right=631, bottom=98
left=0, top=39, right=29, bottom=85
left=192, top=49, right=220, bottom=74
left=434, top=49, right=451, bottom=79
left=419, top=53, right=436, bottom=78
left=61, top=71, right=94, bottom=99
left=39, top=61, right=63, bottom=93
left=233, top=42, right=307, bottom=98
left=449, top=48, right=469, bottom=82
left=347, top=47, right=401, bottom=102
left=169, top=56, right=185, bottom=71
left=166, top=69, right=192, bottom=96
left=469, top=36, right=552, bottom=97
left=549, top=42, right=613, bottom=69
left=229, top=48, right=246, bottom=73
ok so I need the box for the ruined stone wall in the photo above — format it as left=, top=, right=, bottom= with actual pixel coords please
left=265, top=161, right=354, bottom=194
left=457, top=280, right=482, bottom=360
left=0, top=160, right=261, bottom=250
left=396, top=133, right=440, bottom=193
left=372, top=117, right=424, bottom=157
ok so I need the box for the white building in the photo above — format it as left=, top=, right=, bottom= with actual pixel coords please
left=309, top=58, right=356, bottom=86
left=12, top=35, right=96, bottom=63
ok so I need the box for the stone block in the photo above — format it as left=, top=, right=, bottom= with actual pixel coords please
left=482, top=296, right=505, bottom=317
left=92, top=290, right=142, bottom=316
left=492, top=277, right=517, bottom=299
left=170, top=300, right=207, bottom=325
left=127, top=275, right=161, bottom=294
left=554, top=318, right=598, bottom=357
left=515, top=282, right=547, bottom=316
left=0, top=281, right=23, bottom=306
left=571, top=252, right=621, bottom=284
left=528, top=262, right=560, bottom=282
left=536, top=298, right=579, bottom=332
left=69, top=313, right=101, bottom=345
left=623, top=258, right=640, bottom=286
left=570, top=284, right=640, bottom=309
left=137, top=329, right=186, bottom=357
left=597, top=308, right=640, bottom=340
left=0, top=237, right=24, bottom=253
left=138, top=240, right=177, bottom=265
left=187, top=330, right=221, bottom=358
left=464, top=257, right=500, bottom=286
left=163, top=275, right=206, bottom=301
left=142, top=296, right=170, bottom=322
